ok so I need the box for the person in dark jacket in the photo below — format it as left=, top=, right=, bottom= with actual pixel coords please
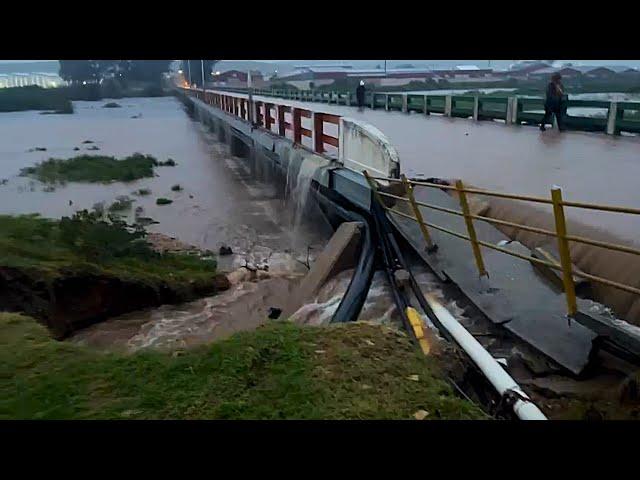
left=356, top=81, right=366, bottom=111
left=540, top=73, right=566, bottom=131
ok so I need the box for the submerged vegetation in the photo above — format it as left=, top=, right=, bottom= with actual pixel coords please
left=0, top=316, right=485, bottom=420
left=0, top=86, right=73, bottom=114
left=20, top=153, right=162, bottom=184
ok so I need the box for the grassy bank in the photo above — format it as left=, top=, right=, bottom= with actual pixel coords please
left=0, top=86, right=73, bottom=113
left=0, top=313, right=486, bottom=420
left=0, top=212, right=222, bottom=337
left=20, top=153, right=166, bottom=184
left=0, top=212, right=216, bottom=287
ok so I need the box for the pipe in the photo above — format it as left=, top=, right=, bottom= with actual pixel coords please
left=425, top=293, right=547, bottom=420
left=330, top=208, right=376, bottom=324
left=371, top=193, right=546, bottom=420
left=312, top=186, right=376, bottom=324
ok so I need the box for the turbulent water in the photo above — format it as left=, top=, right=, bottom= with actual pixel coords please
left=0, top=96, right=339, bottom=348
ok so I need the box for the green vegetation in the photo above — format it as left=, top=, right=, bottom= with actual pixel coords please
left=0, top=212, right=216, bottom=283
left=158, top=158, right=176, bottom=167
left=108, top=196, right=134, bottom=212
left=156, top=197, right=173, bottom=205
left=171, top=184, right=182, bottom=191
left=0, top=315, right=485, bottom=420
left=20, top=153, right=159, bottom=184
left=0, top=86, right=73, bottom=114
left=134, top=188, right=151, bottom=196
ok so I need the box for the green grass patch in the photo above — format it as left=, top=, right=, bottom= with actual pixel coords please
left=0, top=315, right=486, bottom=420
left=0, top=212, right=216, bottom=286
left=156, top=197, right=173, bottom=205
left=20, top=153, right=159, bottom=184
left=0, top=86, right=73, bottom=114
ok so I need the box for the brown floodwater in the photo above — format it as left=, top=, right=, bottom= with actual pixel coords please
left=0, top=96, right=331, bottom=260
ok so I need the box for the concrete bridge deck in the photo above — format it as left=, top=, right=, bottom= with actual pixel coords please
left=211, top=89, right=640, bottom=246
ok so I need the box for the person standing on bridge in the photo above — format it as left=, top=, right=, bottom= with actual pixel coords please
left=540, top=73, right=566, bottom=132
left=356, top=81, right=366, bottom=111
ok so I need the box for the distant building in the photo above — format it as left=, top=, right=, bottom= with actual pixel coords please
left=210, top=70, right=266, bottom=88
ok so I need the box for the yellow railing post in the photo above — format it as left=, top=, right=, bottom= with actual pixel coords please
left=455, top=180, right=488, bottom=277
left=363, top=170, right=385, bottom=207
left=550, top=186, right=577, bottom=317
left=401, top=174, right=435, bottom=251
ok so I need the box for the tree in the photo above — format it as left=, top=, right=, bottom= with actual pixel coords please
left=59, top=60, right=99, bottom=84
left=125, top=60, right=173, bottom=83
left=180, top=60, right=219, bottom=87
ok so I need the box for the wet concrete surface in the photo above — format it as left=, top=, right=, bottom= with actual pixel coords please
left=213, top=90, right=640, bottom=246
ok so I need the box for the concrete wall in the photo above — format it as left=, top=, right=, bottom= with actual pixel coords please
left=338, top=117, right=401, bottom=179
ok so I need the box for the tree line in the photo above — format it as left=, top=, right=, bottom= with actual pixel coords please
left=59, top=60, right=174, bottom=85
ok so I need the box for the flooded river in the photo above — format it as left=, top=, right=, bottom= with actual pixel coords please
left=0, top=96, right=337, bottom=348
left=0, top=96, right=330, bottom=258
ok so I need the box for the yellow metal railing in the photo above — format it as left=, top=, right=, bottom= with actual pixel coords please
left=362, top=171, right=640, bottom=318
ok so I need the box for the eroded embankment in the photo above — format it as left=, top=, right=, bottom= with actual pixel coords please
left=0, top=213, right=229, bottom=339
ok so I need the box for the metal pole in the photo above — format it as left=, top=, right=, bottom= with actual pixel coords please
left=456, top=179, right=488, bottom=277
left=187, top=60, right=192, bottom=86
left=247, top=70, right=254, bottom=125
left=201, top=59, right=205, bottom=93
left=401, top=174, right=435, bottom=251
left=551, top=186, right=577, bottom=317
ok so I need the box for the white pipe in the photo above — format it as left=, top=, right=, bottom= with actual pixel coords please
left=424, top=293, right=547, bottom=420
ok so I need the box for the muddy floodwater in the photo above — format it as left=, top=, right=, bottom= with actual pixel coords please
left=0, top=96, right=336, bottom=347
left=0, top=96, right=330, bottom=260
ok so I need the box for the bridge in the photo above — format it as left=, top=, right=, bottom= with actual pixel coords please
left=175, top=83, right=640, bottom=418
left=187, top=85, right=640, bottom=245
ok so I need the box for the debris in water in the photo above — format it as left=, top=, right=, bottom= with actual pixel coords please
left=73, top=147, right=80, bottom=151
left=156, top=197, right=173, bottom=205
left=82, top=140, right=94, bottom=144
left=268, top=307, right=282, bottom=319
left=408, top=375, right=420, bottom=382
left=219, top=245, right=233, bottom=256
left=86, top=145, right=100, bottom=151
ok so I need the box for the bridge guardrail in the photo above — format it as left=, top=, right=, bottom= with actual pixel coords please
left=208, top=86, right=640, bottom=135
left=179, top=86, right=400, bottom=178
left=362, top=172, right=640, bottom=319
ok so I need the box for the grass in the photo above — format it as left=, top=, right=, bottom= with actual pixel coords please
left=0, top=212, right=217, bottom=287
left=20, top=153, right=159, bottom=184
left=156, top=197, right=173, bottom=205
left=0, top=86, right=73, bottom=114
left=0, top=314, right=486, bottom=420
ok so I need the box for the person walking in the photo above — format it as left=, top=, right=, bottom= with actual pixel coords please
left=540, top=73, right=566, bottom=131
left=356, top=81, right=366, bottom=111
